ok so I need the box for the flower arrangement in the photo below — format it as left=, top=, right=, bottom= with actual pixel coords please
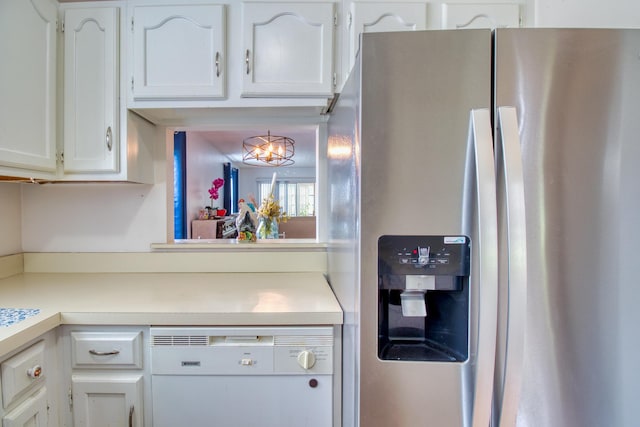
left=256, top=194, right=288, bottom=224
left=208, top=178, right=224, bottom=204
left=253, top=192, right=288, bottom=239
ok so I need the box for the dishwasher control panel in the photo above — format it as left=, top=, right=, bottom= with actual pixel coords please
left=150, top=326, right=334, bottom=375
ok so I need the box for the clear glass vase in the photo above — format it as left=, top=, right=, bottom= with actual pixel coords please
left=257, top=217, right=279, bottom=239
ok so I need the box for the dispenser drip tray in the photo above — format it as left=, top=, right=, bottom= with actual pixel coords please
left=382, top=341, right=464, bottom=361
left=379, top=328, right=465, bottom=362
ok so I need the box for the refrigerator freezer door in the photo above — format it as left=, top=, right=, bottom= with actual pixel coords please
left=354, top=30, right=492, bottom=427
left=495, top=28, right=640, bottom=427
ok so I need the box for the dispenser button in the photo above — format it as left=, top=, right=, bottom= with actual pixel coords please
left=417, top=246, right=430, bottom=265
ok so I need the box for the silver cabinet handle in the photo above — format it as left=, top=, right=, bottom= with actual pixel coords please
left=106, top=126, right=113, bottom=152
left=129, top=405, right=134, bottom=427
left=215, top=51, right=221, bottom=77
left=89, top=349, right=120, bottom=356
left=245, top=49, right=251, bottom=75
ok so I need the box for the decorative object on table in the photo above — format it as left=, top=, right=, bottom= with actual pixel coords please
left=256, top=172, right=288, bottom=239
left=236, top=211, right=257, bottom=242
left=236, top=198, right=257, bottom=242
left=242, top=130, right=295, bottom=167
left=208, top=177, right=224, bottom=208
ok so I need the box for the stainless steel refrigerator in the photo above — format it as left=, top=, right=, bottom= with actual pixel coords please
left=326, top=28, right=640, bottom=427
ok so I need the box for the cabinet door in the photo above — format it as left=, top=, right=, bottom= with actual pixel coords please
left=132, top=4, right=226, bottom=100
left=0, top=0, right=57, bottom=174
left=442, top=3, right=521, bottom=29
left=63, top=8, right=119, bottom=174
left=242, top=2, right=335, bottom=97
left=2, top=387, right=48, bottom=427
left=72, top=375, right=143, bottom=427
left=348, top=2, right=427, bottom=70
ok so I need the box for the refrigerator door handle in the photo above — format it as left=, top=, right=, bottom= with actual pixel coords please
left=466, top=109, right=499, bottom=427
left=495, top=106, right=527, bottom=427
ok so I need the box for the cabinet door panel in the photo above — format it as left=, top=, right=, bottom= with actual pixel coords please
left=242, top=2, right=334, bottom=97
left=63, top=7, right=119, bottom=174
left=72, top=375, right=143, bottom=427
left=442, top=3, right=521, bottom=29
left=132, top=5, right=226, bottom=100
left=2, top=387, right=48, bottom=427
left=349, top=2, right=428, bottom=70
left=0, top=0, right=57, bottom=174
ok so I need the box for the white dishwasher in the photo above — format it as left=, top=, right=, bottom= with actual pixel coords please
left=150, top=326, right=334, bottom=427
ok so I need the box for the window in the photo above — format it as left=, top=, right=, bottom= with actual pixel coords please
left=257, top=179, right=315, bottom=217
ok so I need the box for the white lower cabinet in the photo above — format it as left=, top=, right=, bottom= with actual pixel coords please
left=2, top=387, right=48, bottom=427
left=61, top=326, right=150, bottom=427
left=71, top=375, right=143, bottom=427
left=0, top=331, right=59, bottom=427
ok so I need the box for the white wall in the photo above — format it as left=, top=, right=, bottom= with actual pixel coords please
left=185, top=132, right=228, bottom=236
left=0, top=183, right=22, bottom=256
left=20, top=183, right=166, bottom=252
left=19, top=126, right=168, bottom=252
left=535, top=0, right=640, bottom=27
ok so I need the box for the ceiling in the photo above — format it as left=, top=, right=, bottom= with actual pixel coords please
left=189, top=126, right=318, bottom=168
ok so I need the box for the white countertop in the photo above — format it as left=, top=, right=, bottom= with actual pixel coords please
left=0, top=271, right=343, bottom=357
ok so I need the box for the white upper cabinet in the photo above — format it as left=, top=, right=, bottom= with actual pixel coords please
left=241, top=2, right=335, bottom=97
left=63, top=7, right=119, bottom=174
left=442, top=3, right=521, bottom=29
left=0, top=0, right=57, bottom=177
left=347, top=2, right=428, bottom=71
left=131, top=4, right=226, bottom=100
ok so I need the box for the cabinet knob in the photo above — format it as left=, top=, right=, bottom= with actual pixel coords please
left=215, top=51, right=221, bottom=77
left=245, top=49, right=251, bottom=75
left=27, top=364, right=42, bottom=379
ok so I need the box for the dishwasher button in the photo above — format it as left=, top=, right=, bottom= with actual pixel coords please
left=240, top=358, right=253, bottom=366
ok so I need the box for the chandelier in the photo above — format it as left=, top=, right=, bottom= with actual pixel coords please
left=242, top=131, right=295, bottom=167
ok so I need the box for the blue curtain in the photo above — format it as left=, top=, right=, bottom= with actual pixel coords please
left=174, top=132, right=187, bottom=239
left=223, top=162, right=239, bottom=213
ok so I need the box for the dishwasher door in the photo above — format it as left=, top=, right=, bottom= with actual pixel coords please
left=150, top=326, right=334, bottom=427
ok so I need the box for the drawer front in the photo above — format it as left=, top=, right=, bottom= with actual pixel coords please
left=72, top=331, right=142, bottom=369
left=1, top=341, right=46, bottom=409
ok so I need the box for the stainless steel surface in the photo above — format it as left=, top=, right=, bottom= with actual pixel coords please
left=495, top=28, right=640, bottom=427
left=329, top=28, right=640, bottom=427
left=328, top=30, right=492, bottom=427
left=465, top=109, right=498, bottom=427
left=494, top=106, right=527, bottom=427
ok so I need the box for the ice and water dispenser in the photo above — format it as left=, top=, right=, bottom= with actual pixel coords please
left=378, top=235, right=471, bottom=362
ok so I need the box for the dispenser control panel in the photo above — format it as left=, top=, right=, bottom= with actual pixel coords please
left=378, top=235, right=471, bottom=277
